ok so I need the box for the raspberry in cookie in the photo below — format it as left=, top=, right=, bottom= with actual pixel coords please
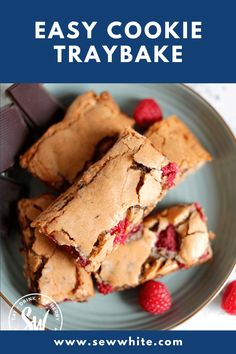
left=161, top=162, right=179, bottom=189
left=156, top=224, right=179, bottom=252
left=194, top=202, right=206, bottom=222
left=97, top=283, right=114, bottom=295
left=111, top=218, right=129, bottom=245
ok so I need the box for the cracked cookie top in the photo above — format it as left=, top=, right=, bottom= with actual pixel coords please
left=95, top=203, right=214, bottom=291
left=32, top=128, right=176, bottom=272
left=141, top=203, right=214, bottom=281
left=18, top=195, right=94, bottom=306
left=20, top=91, right=134, bottom=189
left=146, top=115, right=212, bottom=183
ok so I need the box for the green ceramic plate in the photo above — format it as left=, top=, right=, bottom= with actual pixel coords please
left=1, top=84, right=236, bottom=330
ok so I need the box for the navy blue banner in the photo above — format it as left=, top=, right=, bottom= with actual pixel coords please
left=0, top=330, right=234, bottom=353
left=0, top=0, right=236, bottom=82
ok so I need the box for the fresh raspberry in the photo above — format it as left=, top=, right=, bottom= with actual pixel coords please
left=110, top=218, right=129, bottom=245
left=156, top=224, right=179, bottom=252
left=133, top=98, right=163, bottom=127
left=97, top=282, right=113, bottom=295
left=194, top=202, right=206, bottom=222
left=161, top=162, right=179, bottom=189
left=221, top=280, right=236, bottom=315
left=139, top=280, right=172, bottom=314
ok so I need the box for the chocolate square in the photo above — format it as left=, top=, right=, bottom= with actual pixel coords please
left=0, top=177, right=22, bottom=236
left=0, top=104, right=29, bottom=172
left=7, top=84, right=65, bottom=128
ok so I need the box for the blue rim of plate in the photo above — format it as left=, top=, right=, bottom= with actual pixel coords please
left=1, top=84, right=236, bottom=330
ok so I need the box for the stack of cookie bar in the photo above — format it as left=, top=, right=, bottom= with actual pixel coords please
left=17, top=89, right=214, bottom=305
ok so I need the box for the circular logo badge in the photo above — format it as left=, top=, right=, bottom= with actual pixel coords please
left=8, top=293, right=63, bottom=330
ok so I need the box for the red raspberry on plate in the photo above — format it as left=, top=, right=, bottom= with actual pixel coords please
left=133, top=98, right=163, bottom=127
left=221, top=280, right=236, bottom=315
left=139, top=280, right=172, bottom=315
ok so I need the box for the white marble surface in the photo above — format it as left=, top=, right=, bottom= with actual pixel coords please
left=1, top=84, right=235, bottom=330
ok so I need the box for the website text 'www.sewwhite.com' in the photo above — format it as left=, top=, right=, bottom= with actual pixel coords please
left=53, top=337, right=183, bottom=348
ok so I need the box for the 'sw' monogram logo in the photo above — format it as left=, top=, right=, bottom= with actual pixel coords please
left=21, top=306, right=50, bottom=330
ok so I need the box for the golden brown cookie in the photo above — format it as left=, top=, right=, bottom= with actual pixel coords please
left=32, top=129, right=178, bottom=272
left=20, top=91, right=134, bottom=189
left=95, top=203, right=214, bottom=293
left=146, top=115, right=212, bottom=183
left=18, top=194, right=94, bottom=306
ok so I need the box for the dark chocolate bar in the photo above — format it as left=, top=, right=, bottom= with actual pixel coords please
left=0, top=176, right=22, bottom=236
left=7, top=84, right=65, bottom=128
left=0, top=104, right=29, bottom=172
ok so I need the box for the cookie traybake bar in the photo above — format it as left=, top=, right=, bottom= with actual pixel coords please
left=18, top=195, right=94, bottom=306
left=145, top=115, right=212, bottom=184
left=32, top=128, right=179, bottom=272
left=95, top=203, right=214, bottom=293
left=20, top=91, right=133, bottom=189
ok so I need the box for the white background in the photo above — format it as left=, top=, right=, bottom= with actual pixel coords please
left=1, top=84, right=236, bottom=330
